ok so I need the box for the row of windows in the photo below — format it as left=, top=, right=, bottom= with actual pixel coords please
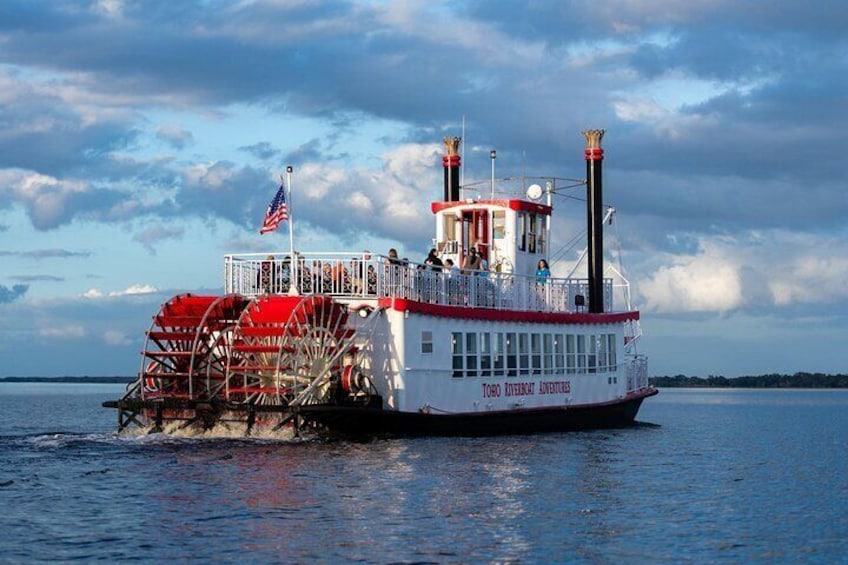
left=444, top=331, right=617, bottom=378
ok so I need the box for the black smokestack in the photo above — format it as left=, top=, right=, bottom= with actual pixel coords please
left=583, top=129, right=605, bottom=314
left=442, top=136, right=461, bottom=201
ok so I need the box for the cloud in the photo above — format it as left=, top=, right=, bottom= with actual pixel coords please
left=0, top=168, right=136, bottom=230
left=0, top=284, right=28, bottom=303
left=10, top=275, right=65, bottom=283
left=156, top=124, right=193, bottom=149
left=83, top=284, right=159, bottom=299
left=38, top=325, right=86, bottom=339
left=103, top=329, right=132, bottom=346
left=0, top=248, right=91, bottom=259
left=132, top=224, right=185, bottom=254
left=636, top=230, right=848, bottom=314
left=240, top=142, right=280, bottom=161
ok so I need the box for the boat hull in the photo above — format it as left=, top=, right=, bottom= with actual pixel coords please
left=299, top=387, right=658, bottom=437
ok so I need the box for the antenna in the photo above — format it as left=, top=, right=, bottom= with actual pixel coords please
left=461, top=115, right=465, bottom=188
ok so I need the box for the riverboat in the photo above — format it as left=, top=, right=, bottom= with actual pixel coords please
left=103, top=130, right=656, bottom=436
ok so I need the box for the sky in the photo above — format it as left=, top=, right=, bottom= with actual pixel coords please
left=1, top=0, right=846, bottom=378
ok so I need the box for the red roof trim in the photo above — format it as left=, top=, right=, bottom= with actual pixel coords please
left=377, top=297, right=639, bottom=324
left=430, top=199, right=552, bottom=215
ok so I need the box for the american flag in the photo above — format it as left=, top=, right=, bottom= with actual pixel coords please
left=259, top=180, right=288, bottom=234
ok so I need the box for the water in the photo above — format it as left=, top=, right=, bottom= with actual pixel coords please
left=1, top=384, right=847, bottom=563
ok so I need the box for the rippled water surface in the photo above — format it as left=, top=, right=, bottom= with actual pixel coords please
left=1, top=384, right=847, bottom=563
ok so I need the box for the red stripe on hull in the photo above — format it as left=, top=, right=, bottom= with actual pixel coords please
left=377, top=297, right=639, bottom=324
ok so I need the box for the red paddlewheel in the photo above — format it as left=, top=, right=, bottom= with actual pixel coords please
left=225, top=295, right=356, bottom=407
left=139, top=293, right=250, bottom=402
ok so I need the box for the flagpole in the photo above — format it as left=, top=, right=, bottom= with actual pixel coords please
left=285, top=165, right=298, bottom=295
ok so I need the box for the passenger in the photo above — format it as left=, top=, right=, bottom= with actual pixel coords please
left=331, top=260, right=349, bottom=292
left=477, top=248, right=489, bottom=278
left=424, top=248, right=443, bottom=272
left=444, top=258, right=459, bottom=277
left=366, top=265, right=377, bottom=294
left=536, top=259, right=551, bottom=282
left=462, top=248, right=481, bottom=275
left=444, top=258, right=461, bottom=305
left=383, top=249, right=402, bottom=295
left=280, top=256, right=292, bottom=289
left=352, top=250, right=371, bottom=294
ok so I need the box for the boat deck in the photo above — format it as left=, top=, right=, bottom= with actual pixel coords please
left=224, top=252, right=622, bottom=314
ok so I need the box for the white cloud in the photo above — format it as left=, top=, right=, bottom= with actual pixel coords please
left=39, top=325, right=86, bottom=339
left=640, top=251, right=742, bottom=313
left=637, top=230, right=848, bottom=314
left=103, top=330, right=132, bottom=346
left=83, top=284, right=159, bottom=299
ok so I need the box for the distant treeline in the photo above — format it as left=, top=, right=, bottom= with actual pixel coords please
left=0, top=376, right=134, bottom=384
left=649, top=372, right=848, bottom=388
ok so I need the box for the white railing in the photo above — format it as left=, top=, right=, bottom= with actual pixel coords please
left=224, top=252, right=615, bottom=314
left=626, top=355, right=649, bottom=391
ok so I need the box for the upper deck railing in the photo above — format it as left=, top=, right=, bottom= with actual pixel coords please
left=224, top=252, right=616, bottom=314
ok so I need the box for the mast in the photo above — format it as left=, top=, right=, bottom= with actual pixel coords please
left=583, top=129, right=605, bottom=314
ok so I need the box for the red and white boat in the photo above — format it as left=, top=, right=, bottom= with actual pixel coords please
left=104, top=130, right=656, bottom=436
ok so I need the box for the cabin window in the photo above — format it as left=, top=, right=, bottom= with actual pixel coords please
left=479, top=333, right=492, bottom=377
left=421, top=330, right=433, bottom=354
left=587, top=335, right=598, bottom=373
left=452, top=332, right=463, bottom=378
left=544, top=334, right=554, bottom=375
left=506, top=332, right=517, bottom=376
left=444, top=215, right=457, bottom=241
left=493, top=332, right=505, bottom=376
left=465, top=332, right=478, bottom=377
left=518, top=333, right=529, bottom=375
left=554, top=334, right=564, bottom=375
left=493, top=211, right=506, bottom=239
left=528, top=214, right=538, bottom=254
left=607, top=334, right=617, bottom=372
left=566, top=334, right=576, bottom=374
left=596, top=335, right=610, bottom=373
left=518, top=213, right=527, bottom=251
left=576, top=335, right=586, bottom=373
left=531, top=333, right=542, bottom=375
left=440, top=215, right=459, bottom=255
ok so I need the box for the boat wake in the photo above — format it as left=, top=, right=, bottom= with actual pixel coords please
left=9, top=426, right=316, bottom=450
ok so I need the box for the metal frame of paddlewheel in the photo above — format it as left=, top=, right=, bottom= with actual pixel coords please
left=104, top=293, right=378, bottom=435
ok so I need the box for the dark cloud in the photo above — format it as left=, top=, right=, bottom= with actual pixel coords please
left=0, top=284, right=28, bottom=303
left=132, top=224, right=185, bottom=254
left=239, top=142, right=280, bottom=161
left=156, top=125, right=193, bottom=150
left=0, top=249, right=91, bottom=259
left=9, top=275, right=65, bottom=283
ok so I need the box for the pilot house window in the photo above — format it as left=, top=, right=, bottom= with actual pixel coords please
left=493, top=211, right=506, bottom=239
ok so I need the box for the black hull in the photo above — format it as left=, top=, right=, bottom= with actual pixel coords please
left=299, top=388, right=658, bottom=437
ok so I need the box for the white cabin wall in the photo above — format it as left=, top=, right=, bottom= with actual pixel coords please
left=396, top=313, right=630, bottom=414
